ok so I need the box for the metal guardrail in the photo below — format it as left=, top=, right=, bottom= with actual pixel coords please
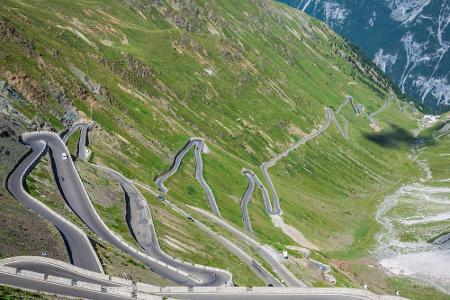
left=21, top=131, right=202, bottom=284
left=0, top=264, right=163, bottom=299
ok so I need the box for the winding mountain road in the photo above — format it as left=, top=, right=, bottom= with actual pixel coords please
left=155, top=138, right=220, bottom=216
left=10, top=130, right=219, bottom=286
left=3, top=91, right=414, bottom=298
left=240, top=109, right=333, bottom=232
left=241, top=93, right=410, bottom=232
left=67, top=123, right=232, bottom=286
left=133, top=181, right=281, bottom=286
left=240, top=170, right=275, bottom=232
left=63, top=123, right=281, bottom=287
left=368, top=93, right=403, bottom=126
left=6, top=134, right=104, bottom=274
left=190, top=206, right=306, bottom=287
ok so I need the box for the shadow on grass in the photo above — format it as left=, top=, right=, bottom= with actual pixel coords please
left=363, top=124, right=420, bottom=148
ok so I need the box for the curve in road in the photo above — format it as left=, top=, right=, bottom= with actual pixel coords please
left=241, top=93, right=411, bottom=232
left=0, top=256, right=123, bottom=287
left=70, top=124, right=232, bottom=286
left=190, top=206, right=306, bottom=287
left=240, top=109, right=333, bottom=232
left=368, top=93, right=403, bottom=126
left=133, top=180, right=281, bottom=286
left=77, top=122, right=92, bottom=161
left=4, top=92, right=414, bottom=297
left=13, top=131, right=211, bottom=286
left=155, top=138, right=220, bottom=216
left=5, top=136, right=104, bottom=274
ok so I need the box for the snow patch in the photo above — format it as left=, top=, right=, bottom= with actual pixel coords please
left=399, top=32, right=430, bottom=92
left=414, top=76, right=450, bottom=105
left=373, top=49, right=397, bottom=72
left=323, top=2, right=350, bottom=27
left=386, top=0, right=432, bottom=24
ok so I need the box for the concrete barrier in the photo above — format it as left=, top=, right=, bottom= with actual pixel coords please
left=252, top=287, right=284, bottom=292
left=192, top=286, right=218, bottom=293
left=46, top=275, right=72, bottom=286
left=193, top=263, right=206, bottom=270
left=76, top=281, right=102, bottom=292
left=19, top=270, right=46, bottom=280
left=217, top=287, right=247, bottom=293
left=110, top=276, right=133, bottom=286
left=161, top=286, right=190, bottom=293
left=0, top=257, right=108, bottom=282
left=136, top=292, right=162, bottom=300
left=105, top=286, right=133, bottom=297
left=136, top=282, right=161, bottom=293
left=0, top=266, right=17, bottom=275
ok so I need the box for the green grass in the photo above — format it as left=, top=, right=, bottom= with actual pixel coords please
left=140, top=188, right=265, bottom=287
left=388, top=277, right=450, bottom=300
left=66, top=129, right=81, bottom=156
left=0, top=285, right=61, bottom=299
left=0, top=0, right=440, bottom=295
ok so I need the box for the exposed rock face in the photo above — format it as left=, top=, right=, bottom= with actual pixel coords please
left=0, top=80, right=34, bottom=130
left=280, top=0, right=450, bottom=113
left=5, top=72, right=46, bottom=107
left=0, top=17, right=37, bottom=58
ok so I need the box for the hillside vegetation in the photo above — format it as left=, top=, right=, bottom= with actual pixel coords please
left=0, top=0, right=432, bottom=294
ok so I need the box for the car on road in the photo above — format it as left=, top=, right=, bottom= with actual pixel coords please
left=61, top=153, right=68, bottom=160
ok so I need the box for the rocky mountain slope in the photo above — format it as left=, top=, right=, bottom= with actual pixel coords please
left=0, top=0, right=444, bottom=298
left=280, top=0, right=450, bottom=113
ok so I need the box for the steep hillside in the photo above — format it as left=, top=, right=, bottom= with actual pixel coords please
left=0, top=0, right=437, bottom=296
left=280, top=0, right=450, bottom=113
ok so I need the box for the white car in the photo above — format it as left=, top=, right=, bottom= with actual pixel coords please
left=61, top=153, right=68, bottom=160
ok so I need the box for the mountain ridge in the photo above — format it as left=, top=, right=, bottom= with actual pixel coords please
left=2, top=1, right=447, bottom=298
left=280, top=0, right=450, bottom=113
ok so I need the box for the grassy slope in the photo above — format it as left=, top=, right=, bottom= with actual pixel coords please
left=0, top=285, right=70, bottom=299
left=0, top=112, right=68, bottom=261
left=0, top=0, right=439, bottom=295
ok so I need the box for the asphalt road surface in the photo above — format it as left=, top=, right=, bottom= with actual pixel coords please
left=3, top=98, right=411, bottom=298
left=155, top=138, right=221, bottom=216
left=190, top=206, right=306, bottom=287
left=368, top=94, right=403, bottom=125
left=19, top=131, right=206, bottom=285
left=92, top=164, right=230, bottom=286
left=0, top=259, right=121, bottom=287
left=240, top=170, right=274, bottom=232
left=159, top=293, right=375, bottom=300
left=6, top=135, right=103, bottom=273
left=0, top=269, right=383, bottom=300
left=73, top=124, right=231, bottom=286
left=133, top=182, right=280, bottom=286
left=0, top=273, right=134, bottom=300
left=78, top=122, right=92, bottom=160
left=241, top=109, right=332, bottom=232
